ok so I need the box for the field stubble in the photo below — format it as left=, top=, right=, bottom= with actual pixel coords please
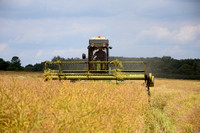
left=0, top=72, right=200, bottom=132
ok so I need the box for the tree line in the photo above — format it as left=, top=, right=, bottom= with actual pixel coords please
left=0, top=56, right=200, bottom=79
left=109, top=56, right=200, bottom=80
left=0, top=56, right=45, bottom=72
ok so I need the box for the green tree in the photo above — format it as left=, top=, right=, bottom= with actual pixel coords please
left=162, top=56, right=172, bottom=63
left=24, top=64, right=34, bottom=71
left=52, top=56, right=65, bottom=61
left=0, top=58, right=9, bottom=70
left=178, top=64, right=193, bottom=75
left=7, top=56, right=22, bottom=71
left=33, top=62, right=45, bottom=71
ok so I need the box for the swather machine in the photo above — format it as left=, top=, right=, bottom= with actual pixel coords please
left=44, top=36, right=154, bottom=93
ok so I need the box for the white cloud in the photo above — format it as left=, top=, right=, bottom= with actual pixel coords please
left=174, top=24, right=200, bottom=43
left=160, top=45, right=185, bottom=56
left=0, top=18, right=105, bottom=45
left=35, top=48, right=86, bottom=59
left=36, top=50, right=44, bottom=58
left=138, top=24, right=200, bottom=44
left=0, top=43, right=8, bottom=51
left=139, top=26, right=171, bottom=39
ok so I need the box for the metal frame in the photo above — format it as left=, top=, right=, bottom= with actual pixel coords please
left=44, top=61, right=154, bottom=94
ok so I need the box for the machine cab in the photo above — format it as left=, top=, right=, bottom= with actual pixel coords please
left=83, top=36, right=112, bottom=71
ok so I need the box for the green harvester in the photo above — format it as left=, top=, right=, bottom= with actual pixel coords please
left=44, top=36, right=154, bottom=93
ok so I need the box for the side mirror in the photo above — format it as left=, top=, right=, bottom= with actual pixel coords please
left=109, top=46, right=112, bottom=49
left=82, top=53, right=86, bottom=59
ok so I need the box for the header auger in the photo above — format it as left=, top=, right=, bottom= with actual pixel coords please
left=44, top=36, right=154, bottom=93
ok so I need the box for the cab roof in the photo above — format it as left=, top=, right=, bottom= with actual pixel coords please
left=89, top=36, right=109, bottom=48
left=89, top=37, right=108, bottom=40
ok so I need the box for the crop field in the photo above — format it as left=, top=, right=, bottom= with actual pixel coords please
left=0, top=71, right=200, bottom=132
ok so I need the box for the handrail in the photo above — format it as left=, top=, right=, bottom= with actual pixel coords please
left=45, top=60, right=147, bottom=75
left=45, top=61, right=146, bottom=64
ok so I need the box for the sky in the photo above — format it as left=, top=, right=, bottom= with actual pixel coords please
left=0, top=0, right=200, bottom=66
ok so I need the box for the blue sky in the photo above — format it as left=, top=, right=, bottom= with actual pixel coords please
left=0, top=0, right=200, bottom=66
